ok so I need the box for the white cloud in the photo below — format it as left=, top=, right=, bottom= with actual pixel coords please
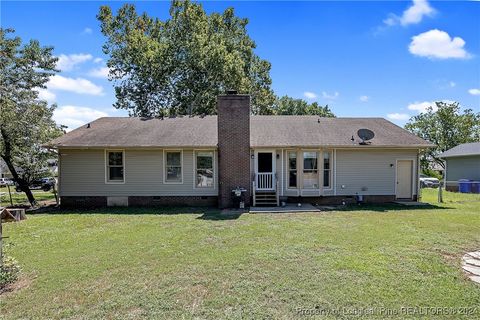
left=56, top=53, right=93, bottom=71
left=82, top=27, right=93, bottom=35
left=303, top=91, right=317, bottom=100
left=407, top=101, right=438, bottom=113
left=468, top=88, right=480, bottom=95
left=36, top=88, right=56, bottom=102
left=53, top=105, right=108, bottom=131
left=384, top=0, right=435, bottom=26
left=387, top=113, right=410, bottom=121
left=400, top=0, right=435, bottom=25
left=359, top=95, right=369, bottom=102
left=93, top=57, right=104, bottom=64
left=88, top=67, right=110, bottom=79
left=48, top=75, right=104, bottom=96
left=409, top=29, right=470, bottom=59
left=449, top=81, right=456, bottom=88
left=321, top=91, right=339, bottom=100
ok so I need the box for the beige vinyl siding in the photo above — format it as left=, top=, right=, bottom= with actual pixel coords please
left=59, top=149, right=218, bottom=196
left=335, top=149, right=418, bottom=196
left=446, top=156, right=480, bottom=187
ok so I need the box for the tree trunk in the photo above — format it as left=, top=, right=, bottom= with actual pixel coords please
left=1, top=156, right=37, bottom=207
left=0, top=128, right=37, bottom=207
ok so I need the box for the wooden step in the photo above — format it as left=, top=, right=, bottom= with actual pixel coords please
left=255, top=195, right=276, bottom=199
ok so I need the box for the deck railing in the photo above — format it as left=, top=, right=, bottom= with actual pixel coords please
left=256, top=173, right=275, bottom=190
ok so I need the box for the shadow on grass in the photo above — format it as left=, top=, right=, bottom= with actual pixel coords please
left=197, top=211, right=243, bottom=220
left=27, top=205, right=221, bottom=216
left=23, top=202, right=454, bottom=217
left=336, top=202, right=453, bottom=212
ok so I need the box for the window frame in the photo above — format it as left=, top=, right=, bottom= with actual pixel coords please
left=286, top=150, right=298, bottom=189
left=193, top=150, right=215, bottom=189
left=323, top=150, right=333, bottom=190
left=105, top=149, right=125, bottom=184
left=163, top=150, right=184, bottom=184
left=302, top=151, right=319, bottom=189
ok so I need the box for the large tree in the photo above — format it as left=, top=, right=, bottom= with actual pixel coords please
left=97, top=0, right=275, bottom=116
left=0, top=28, right=63, bottom=206
left=272, top=95, right=335, bottom=117
left=405, top=101, right=480, bottom=171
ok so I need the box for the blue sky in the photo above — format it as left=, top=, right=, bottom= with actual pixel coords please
left=2, top=0, right=479, bottom=130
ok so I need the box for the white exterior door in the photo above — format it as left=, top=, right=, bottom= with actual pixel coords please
left=396, top=160, right=413, bottom=199
left=255, top=151, right=276, bottom=190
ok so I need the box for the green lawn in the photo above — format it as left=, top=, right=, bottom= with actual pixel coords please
left=0, top=186, right=56, bottom=207
left=1, top=189, right=479, bottom=319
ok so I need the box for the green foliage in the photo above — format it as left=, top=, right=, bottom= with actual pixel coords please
left=0, top=28, right=63, bottom=205
left=97, top=1, right=275, bottom=116
left=422, top=168, right=442, bottom=180
left=0, top=255, right=21, bottom=289
left=272, top=95, right=335, bottom=116
left=405, top=101, right=480, bottom=171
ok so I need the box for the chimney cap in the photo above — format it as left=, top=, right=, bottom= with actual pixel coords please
left=226, top=89, right=237, bottom=95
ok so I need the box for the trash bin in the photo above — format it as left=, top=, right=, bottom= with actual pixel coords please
left=458, top=179, right=471, bottom=193
left=231, top=187, right=247, bottom=208
left=471, top=181, right=480, bottom=194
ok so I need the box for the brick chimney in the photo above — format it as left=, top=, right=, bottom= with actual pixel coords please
left=217, top=92, right=251, bottom=208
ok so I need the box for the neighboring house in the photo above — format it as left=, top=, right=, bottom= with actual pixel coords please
left=439, top=142, right=480, bottom=191
left=0, top=160, right=13, bottom=179
left=426, top=160, right=445, bottom=177
left=47, top=93, right=433, bottom=208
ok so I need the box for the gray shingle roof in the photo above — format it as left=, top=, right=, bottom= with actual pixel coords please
left=48, top=116, right=433, bottom=148
left=438, top=142, right=480, bottom=158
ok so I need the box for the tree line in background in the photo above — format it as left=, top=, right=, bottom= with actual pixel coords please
left=97, top=1, right=336, bottom=117
left=405, top=102, right=480, bottom=174
left=1, top=0, right=479, bottom=206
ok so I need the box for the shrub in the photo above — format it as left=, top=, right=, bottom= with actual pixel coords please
left=0, top=255, right=21, bottom=289
left=422, top=168, right=442, bottom=180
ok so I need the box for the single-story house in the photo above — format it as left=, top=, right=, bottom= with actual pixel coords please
left=47, top=93, right=433, bottom=208
left=439, top=142, right=480, bottom=191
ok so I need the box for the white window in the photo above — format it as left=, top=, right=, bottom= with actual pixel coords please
left=288, top=151, right=297, bottom=188
left=196, top=151, right=214, bottom=188
left=106, top=150, right=124, bottom=183
left=323, top=151, right=332, bottom=188
left=165, top=151, right=182, bottom=183
left=303, top=151, right=318, bottom=189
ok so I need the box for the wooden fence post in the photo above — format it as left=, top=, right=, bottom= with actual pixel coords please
left=7, top=184, right=13, bottom=206
left=0, top=214, right=3, bottom=267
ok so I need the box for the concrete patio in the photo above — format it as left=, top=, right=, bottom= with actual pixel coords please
left=462, top=250, right=480, bottom=284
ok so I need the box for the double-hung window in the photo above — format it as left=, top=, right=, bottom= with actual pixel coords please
left=303, top=151, right=318, bottom=189
left=288, top=151, right=297, bottom=188
left=323, top=151, right=332, bottom=188
left=165, top=151, right=182, bottom=183
left=196, top=151, right=214, bottom=188
left=106, top=150, right=124, bottom=183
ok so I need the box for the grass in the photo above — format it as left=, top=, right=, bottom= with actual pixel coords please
left=0, top=189, right=479, bottom=319
left=421, top=187, right=480, bottom=204
left=0, top=186, right=56, bottom=207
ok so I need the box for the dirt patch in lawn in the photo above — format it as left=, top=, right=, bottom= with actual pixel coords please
left=0, top=275, right=33, bottom=296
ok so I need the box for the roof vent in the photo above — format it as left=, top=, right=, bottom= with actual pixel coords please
left=226, top=89, right=237, bottom=95
left=357, top=128, right=375, bottom=145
